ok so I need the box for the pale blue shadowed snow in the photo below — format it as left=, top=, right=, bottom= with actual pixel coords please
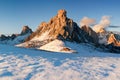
left=0, top=43, right=120, bottom=80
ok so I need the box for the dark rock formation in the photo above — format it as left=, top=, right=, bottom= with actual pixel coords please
left=81, top=25, right=99, bottom=44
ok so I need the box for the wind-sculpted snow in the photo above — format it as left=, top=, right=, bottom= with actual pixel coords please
left=0, top=44, right=120, bottom=80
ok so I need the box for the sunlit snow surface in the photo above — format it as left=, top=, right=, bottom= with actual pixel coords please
left=0, top=44, right=120, bottom=80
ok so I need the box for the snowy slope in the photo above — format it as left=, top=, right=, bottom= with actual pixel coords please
left=0, top=44, right=120, bottom=80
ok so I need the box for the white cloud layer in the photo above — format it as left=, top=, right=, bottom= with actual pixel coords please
left=80, top=17, right=95, bottom=27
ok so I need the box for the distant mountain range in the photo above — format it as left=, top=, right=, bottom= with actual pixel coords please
left=0, top=9, right=120, bottom=53
left=0, top=26, right=32, bottom=45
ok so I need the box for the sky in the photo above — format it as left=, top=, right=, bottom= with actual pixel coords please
left=0, top=0, right=120, bottom=34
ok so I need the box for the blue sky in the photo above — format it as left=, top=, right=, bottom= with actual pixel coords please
left=0, top=0, right=120, bottom=34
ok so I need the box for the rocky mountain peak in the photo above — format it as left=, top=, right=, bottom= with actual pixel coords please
left=26, top=9, right=74, bottom=41
left=21, top=26, right=33, bottom=35
left=57, top=9, right=67, bottom=18
left=26, top=9, right=98, bottom=44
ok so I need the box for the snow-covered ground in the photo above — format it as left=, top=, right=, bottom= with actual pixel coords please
left=0, top=44, right=120, bottom=80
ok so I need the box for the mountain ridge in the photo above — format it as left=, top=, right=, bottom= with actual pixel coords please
left=0, top=9, right=120, bottom=53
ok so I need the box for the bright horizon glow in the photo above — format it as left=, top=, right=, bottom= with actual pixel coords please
left=0, top=0, right=120, bottom=34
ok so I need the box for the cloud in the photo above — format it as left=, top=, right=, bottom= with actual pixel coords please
left=93, top=16, right=111, bottom=33
left=99, top=16, right=111, bottom=27
left=80, top=17, right=95, bottom=27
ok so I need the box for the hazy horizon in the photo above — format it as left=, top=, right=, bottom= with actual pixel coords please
left=0, top=0, right=120, bottom=34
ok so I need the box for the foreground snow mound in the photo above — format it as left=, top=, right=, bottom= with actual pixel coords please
left=0, top=44, right=120, bottom=80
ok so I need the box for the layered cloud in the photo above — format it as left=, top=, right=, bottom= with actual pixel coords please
left=80, top=17, right=95, bottom=27
left=80, top=16, right=111, bottom=33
